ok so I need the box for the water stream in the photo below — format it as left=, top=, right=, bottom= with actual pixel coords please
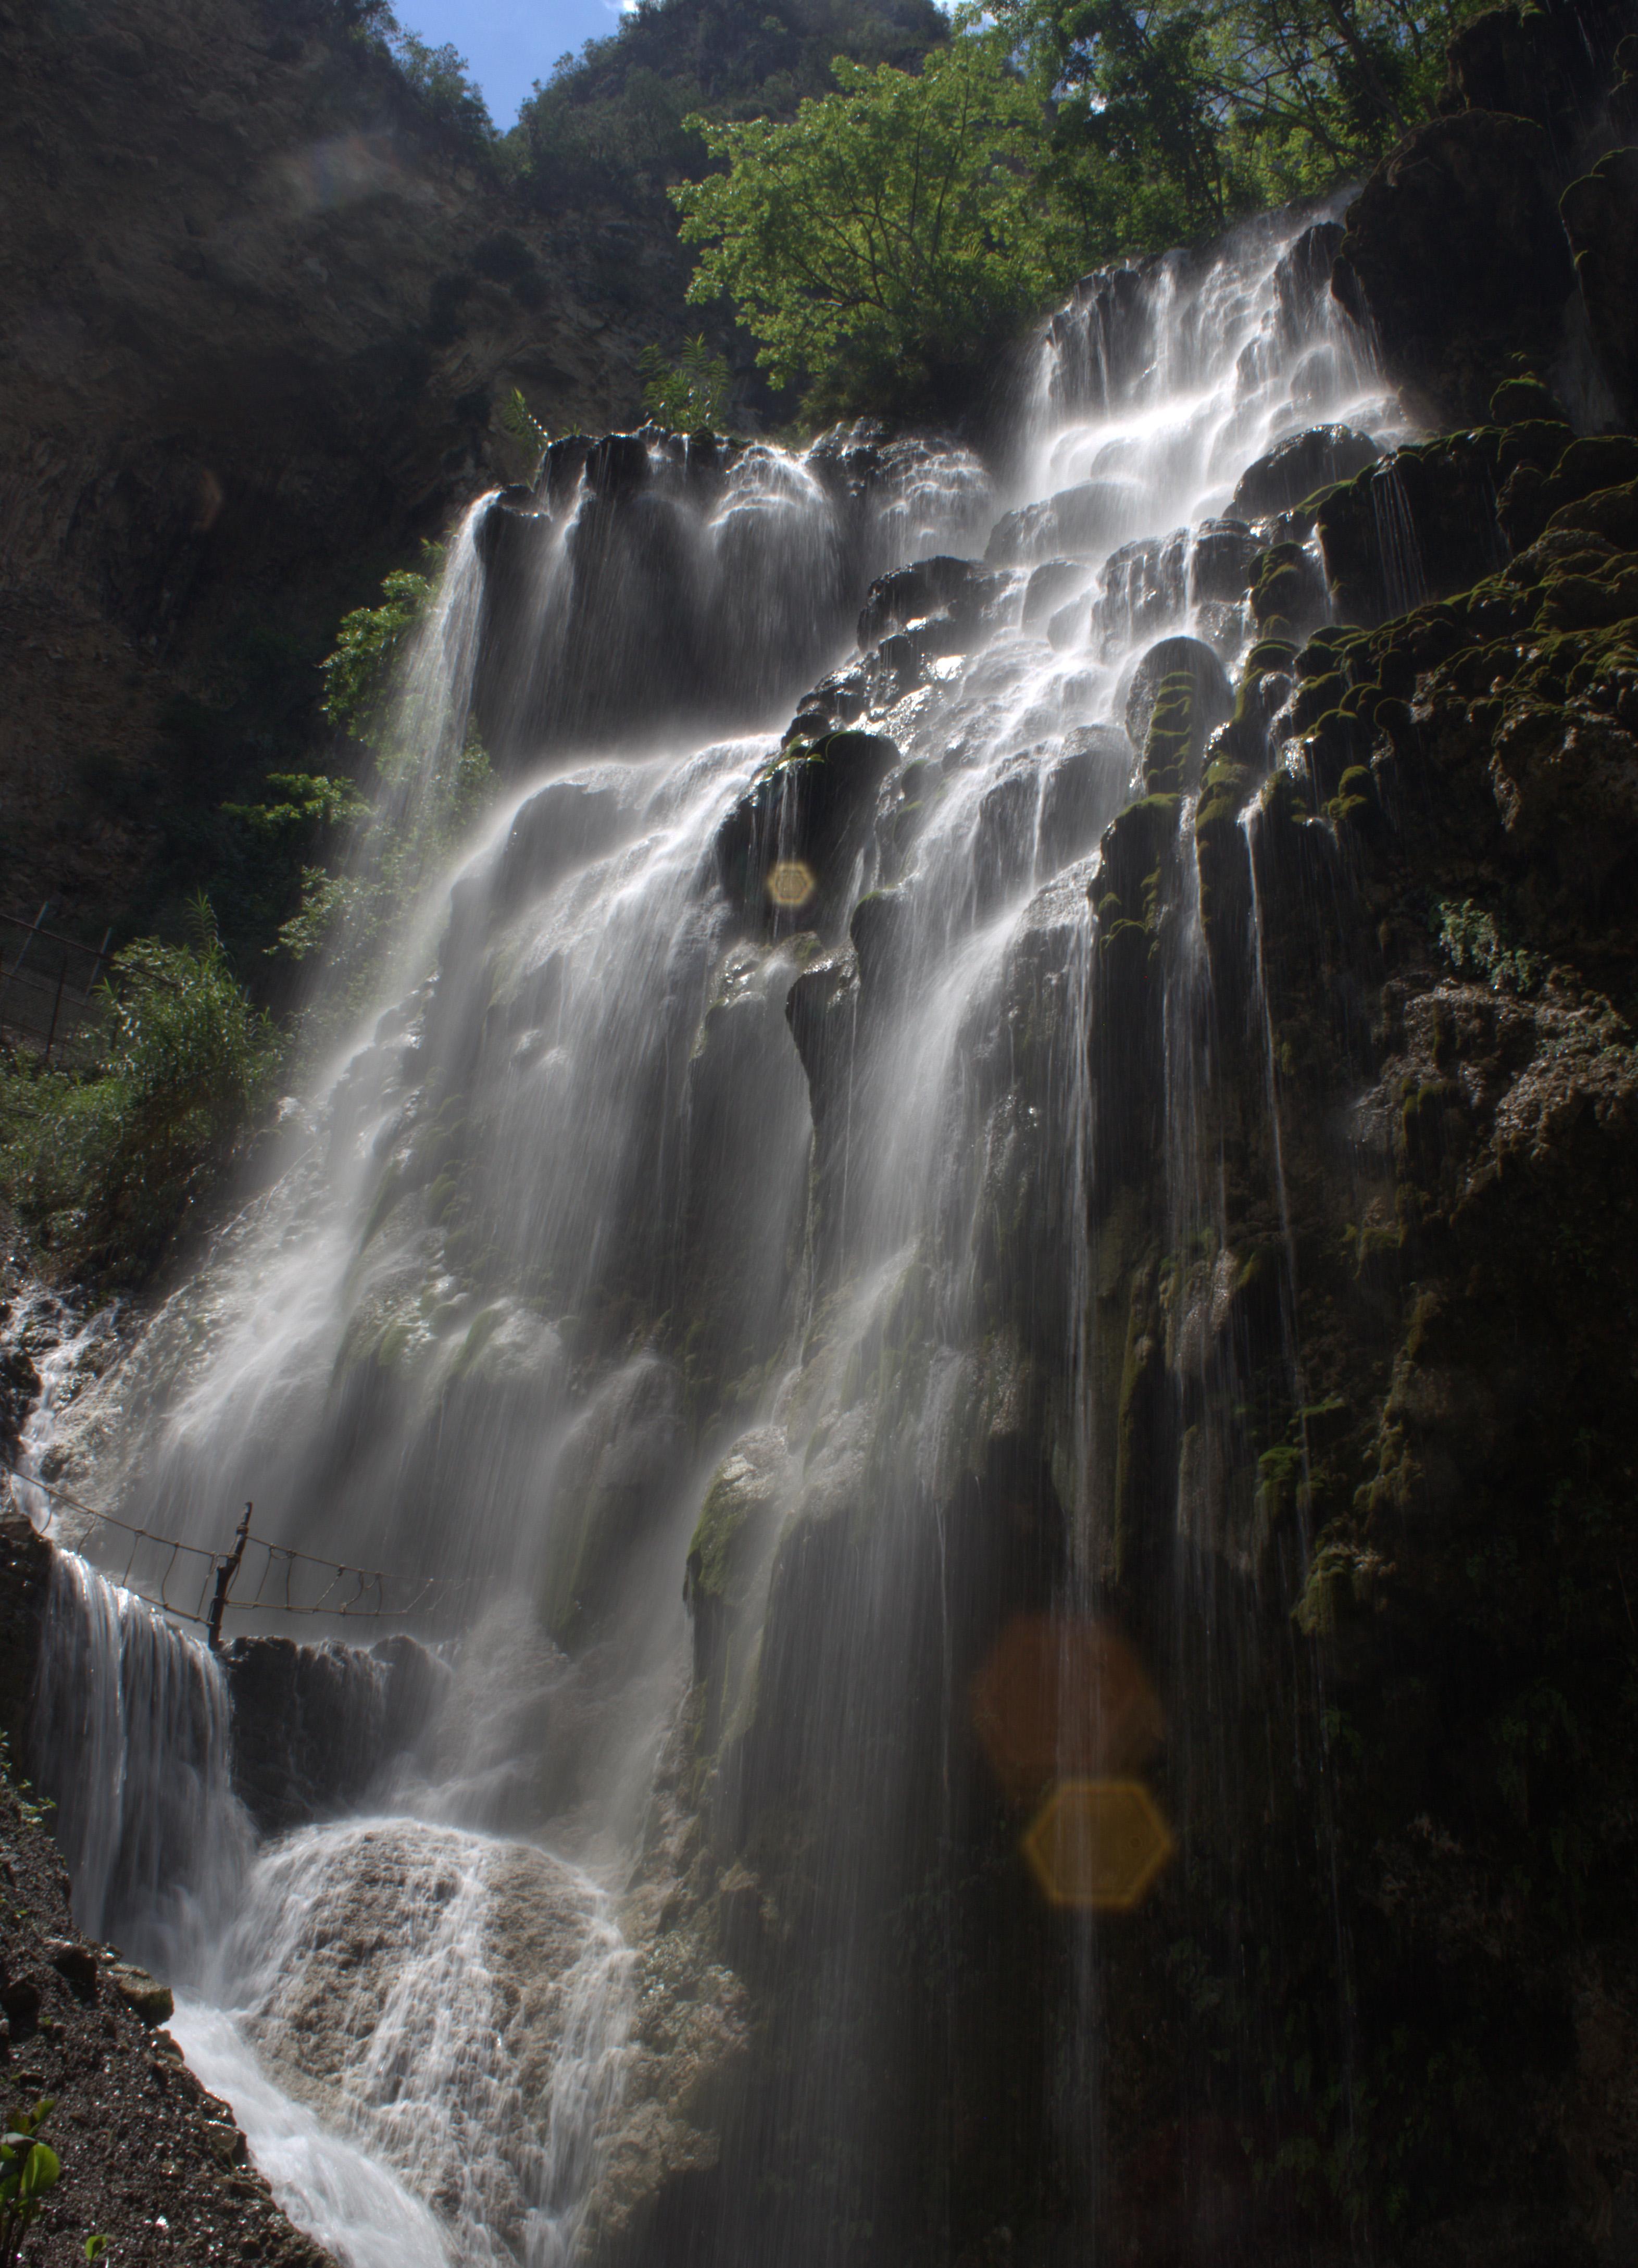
left=22, top=203, right=1413, bottom=2262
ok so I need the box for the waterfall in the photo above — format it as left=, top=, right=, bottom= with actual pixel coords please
left=30, top=1549, right=249, bottom=1968
left=24, top=194, right=1419, bottom=2263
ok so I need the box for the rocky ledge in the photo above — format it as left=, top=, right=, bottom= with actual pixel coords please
left=0, top=1769, right=334, bottom=2268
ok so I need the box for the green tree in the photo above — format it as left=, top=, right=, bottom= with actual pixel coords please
left=1004, top=0, right=1482, bottom=253
left=674, top=33, right=1071, bottom=416
left=319, top=554, right=443, bottom=744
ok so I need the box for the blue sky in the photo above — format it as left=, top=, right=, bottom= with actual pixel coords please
left=397, top=0, right=628, bottom=126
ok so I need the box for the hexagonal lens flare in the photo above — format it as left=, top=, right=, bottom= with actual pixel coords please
left=766, top=860, right=818, bottom=909
left=1021, top=1779, right=1176, bottom=1911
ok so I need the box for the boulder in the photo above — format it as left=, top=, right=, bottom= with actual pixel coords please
left=105, top=1958, right=173, bottom=2026
left=1189, top=518, right=1260, bottom=603
left=1095, top=530, right=1190, bottom=647
left=1039, top=727, right=1134, bottom=868
left=985, top=480, right=1141, bottom=566
left=1022, top=558, right=1092, bottom=630
left=856, top=556, right=1002, bottom=653
left=1231, top=426, right=1381, bottom=521
left=1123, top=637, right=1234, bottom=787
left=1251, top=541, right=1329, bottom=639
left=1318, top=437, right=1507, bottom=625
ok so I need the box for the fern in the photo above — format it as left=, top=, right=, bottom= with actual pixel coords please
left=498, top=387, right=550, bottom=481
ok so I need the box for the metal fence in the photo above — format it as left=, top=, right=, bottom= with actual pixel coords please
left=0, top=907, right=113, bottom=1067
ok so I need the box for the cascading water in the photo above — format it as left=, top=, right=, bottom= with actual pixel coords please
left=26, top=197, right=1416, bottom=2262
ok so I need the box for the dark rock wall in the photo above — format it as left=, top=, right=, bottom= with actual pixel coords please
left=0, top=0, right=652, bottom=938
left=1334, top=0, right=1637, bottom=425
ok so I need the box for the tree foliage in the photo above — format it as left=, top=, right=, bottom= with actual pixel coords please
left=1000, top=0, right=1483, bottom=253
left=319, top=555, right=442, bottom=743
left=277, top=558, right=493, bottom=1045
left=669, top=0, right=1495, bottom=416
left=0, top=901, right=282, bottom=1285
left=674, top=36, right=1073, bottom=416
left=507, top=0, right=948, bottom=214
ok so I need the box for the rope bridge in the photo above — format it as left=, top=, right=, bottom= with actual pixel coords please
left=2, top=1465, right=481, bottom=1646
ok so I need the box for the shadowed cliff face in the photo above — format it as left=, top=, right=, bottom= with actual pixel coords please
left=0, top=0, right=654, bottom=938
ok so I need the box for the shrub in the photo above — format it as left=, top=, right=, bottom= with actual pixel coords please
left=0, top=900, right=281, bottom=1285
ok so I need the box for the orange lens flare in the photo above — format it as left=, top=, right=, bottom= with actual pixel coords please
left=970, top=1613, right=1164, bottom=1799
left=1021, top=1778, right=1175, bottom=1912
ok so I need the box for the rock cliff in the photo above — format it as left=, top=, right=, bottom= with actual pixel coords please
left=0, top=0, right=652, bottom=941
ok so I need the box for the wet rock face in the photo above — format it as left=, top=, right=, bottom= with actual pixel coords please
left=1124, top=635, right=1233, bottom=787
left=715, top=729, right=901, bottom=936
left=985, top=479, right=1140, bottom=565
left=1318, top=431, right=1509, bottom=622
left=242, top=1821, right=608, bottom=2264
left=1445, top=0, right=1631, bottom=144
left=1230, top=423, right=1380, bottom=520
left=1067, top=353, right=1638, bottom=2254
left=1561, top=146, right=1638, bottom=428
left=221, top=1634, right=448, bottom=1836
left=0, top=1502, right=51, bottom=1762
left=471, top=427, right=989, bottom=762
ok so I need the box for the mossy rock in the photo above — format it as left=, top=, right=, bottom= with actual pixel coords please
left=1544, top=478, right=1638, bottom=552
left=1317, top=438, right=1506, bottom=627
left=1251, top=541, right=1328, bottom=639
left=714, top=728, right=899, bottom=931
left=1126, top=637, right=1232, bottom=791
left=1097, top=792, right=1183, bottom=927
left=684, top=1430, right=791, bottom=1740
left=1489, top=375, right=1569, bottom=424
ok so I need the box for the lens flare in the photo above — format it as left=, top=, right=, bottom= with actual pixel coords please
left=766, top=860, right=817, bottom=909
left=970, top=1613, right=1163, bottom=1799
left=1021, top=1779, right=1175, bottom=1911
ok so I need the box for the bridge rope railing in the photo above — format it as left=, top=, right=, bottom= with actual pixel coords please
left=1, top=1464, right=482, bottom=1644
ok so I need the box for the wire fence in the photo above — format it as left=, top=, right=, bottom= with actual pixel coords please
left=2, top=1464, right=481, bottom=1640
left=0, top=908, right=113, bottom=1068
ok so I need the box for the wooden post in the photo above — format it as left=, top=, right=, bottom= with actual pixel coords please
left=42, top=965, right=66, bottom=1065
left=206, top=1503, right=254, bottom=1653
left=11, top=905, right=51, bottom=978
left=84, top=928, right=113, bottom=1001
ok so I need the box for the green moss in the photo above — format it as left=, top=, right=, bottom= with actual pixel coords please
left=689, top=1467, right=756, bottom=1602
left=451, top=1302, right=504, bottom=1376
